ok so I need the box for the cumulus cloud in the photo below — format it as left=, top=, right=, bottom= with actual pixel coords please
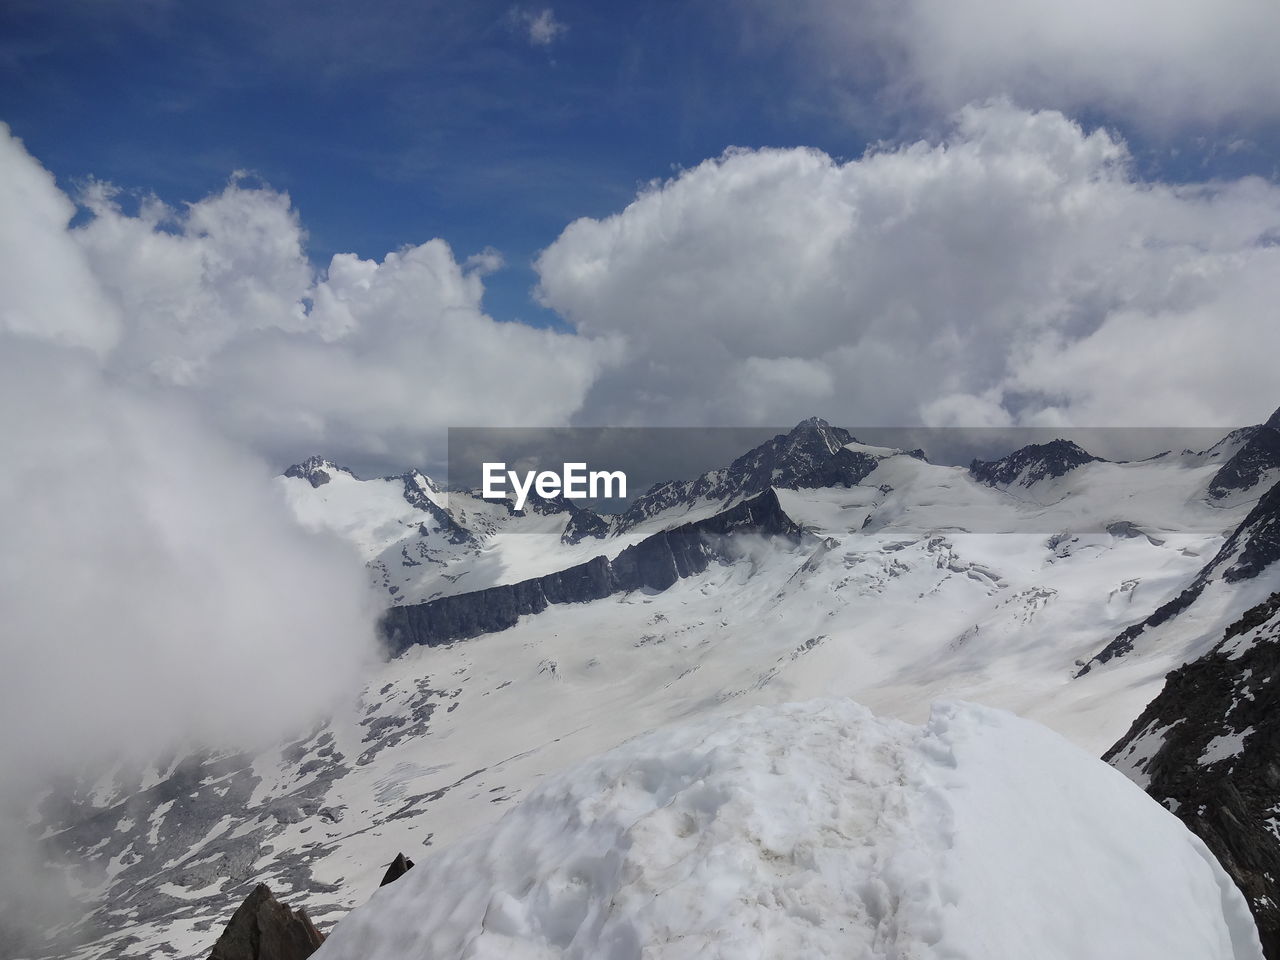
left=0, top=115, right=612, bottom=945
left=61, top=161, right=616, bottom=473
left=536, top=101, right=1280, bottom=428
left=0, top=133, right=122, bottom=354
left=0, top=125, right=384, bottom=943
left=742, top=0, right=1280, bottom=129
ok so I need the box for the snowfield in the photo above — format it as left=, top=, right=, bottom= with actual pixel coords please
left=314, top=699, right=1262, bottom=960
left=39, top=419, right=1280, bottom=959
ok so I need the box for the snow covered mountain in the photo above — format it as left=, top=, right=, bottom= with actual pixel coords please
left=27, top=412, right=1280, bottom=959
left=1081, top=459, right=1280, bottom=675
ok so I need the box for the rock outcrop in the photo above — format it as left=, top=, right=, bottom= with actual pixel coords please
left=380, top=487, right=806, bottom=653
left=283, top=456, right=354, bottom=489
left=1208, top=408, right=1280, bottom=500
left=208, top=884, right=324, bottom=960
left=969, top=438, right=1101, bottom=488
left=379, top=853, right=415, bottom=888
left=1106, top=592, right=1280, bottom=957
left=612, top=418, right=855, bottom=533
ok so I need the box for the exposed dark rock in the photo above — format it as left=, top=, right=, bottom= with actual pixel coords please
left=283, top=456, right=354, bottom=489
left=612, top=418, right=855, bottom=533
left=397, top=470, right=441, bottom=509
left=379, top=853, right=415, bottom=888
left=417, top=500, right=476, bottom=546
left=1208, top=410, right=1280, bottom=500
left=208, top=884, right=324, bottom=960
left=1224, top=479, right=1280, bottom=584
left=969, top=439, right=1101, bottom=488
left=791, top=446, right=883, bottom=489
left=561, top=507, right=610, bottom=544
left=1081, top=479, right=1280, bottom=672
left=1105, top=592, right=1280, bottom=957
left=380, top=488, right=806, bottom=653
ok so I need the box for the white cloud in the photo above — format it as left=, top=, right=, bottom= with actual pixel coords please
left=536, top=101, right=1280, bottom=428
left=0, top=131, right=121, bottom=354
left=510, top=7, right=567, bottom=47
left=0, top=126, right=383, bottom=938
left=205, top=240, right=618, bottom=469
left=744, top=0, right=1280, bottom=129
left=62, top=163, right=616, bottom=472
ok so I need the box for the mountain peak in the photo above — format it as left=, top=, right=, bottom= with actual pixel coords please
left=208, top=883, right=324, bottom=960
left=613, top=418, right=859, bottom=532
left=969, top=439, right=1101, bottom=488
left=1207, top=413, right=1280, bottom=500
left=283, top=456, right=355, bottom=488
left=791, top=415, right=835, bottom=431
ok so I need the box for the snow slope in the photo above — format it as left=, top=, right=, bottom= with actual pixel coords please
left=315, top=698, right=1262, bottom=960
left=35, top=418, right=1280, bottom=959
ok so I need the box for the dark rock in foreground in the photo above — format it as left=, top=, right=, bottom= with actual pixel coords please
left=1105, top=592, right=1280, bottom=958
left=208, top=884, right=324, bottom=960
left=379, top=853, right=415, bottom=888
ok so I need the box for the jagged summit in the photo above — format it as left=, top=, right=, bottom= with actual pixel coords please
left=723, top=417, right=856, bottom=485
left=398, top=469, right=445, bottom=511
left=208, top=883, right=324, bottom=960
left=969, top=438, right=1102, bottom=488
left=613, top=418, right=863, bottom=532
left=283, top=456, right=356, bottom=489
left=379, top=852, right=415, bottom=888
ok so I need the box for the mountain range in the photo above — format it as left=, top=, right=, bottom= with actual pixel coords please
left=26, top=411, right=1280, bottom=959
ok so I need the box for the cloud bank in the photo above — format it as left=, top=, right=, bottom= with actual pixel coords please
left=9, top=102, right=1280, bottom=469
left=742, top=0, right=1280, bottom=129
left=0, top=126, right=383, bottom=944
left=68, top=172, right=616, bottom=474
left=536, top=101, right=1280, bottom=429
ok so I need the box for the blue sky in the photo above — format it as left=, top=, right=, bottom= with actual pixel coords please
left=4, top=0, right=1280, bottom=473
left=1, top=0, right=871, bottom=326
left=7, top=0, right=1277, bottom=331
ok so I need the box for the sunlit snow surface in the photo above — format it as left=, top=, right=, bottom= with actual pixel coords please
left=52, top=442, right=1277, bottom=958
left=314, top=699, right=1262, bottom=960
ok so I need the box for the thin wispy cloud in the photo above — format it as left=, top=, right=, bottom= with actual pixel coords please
left=509, top=6, right=567, bottom=47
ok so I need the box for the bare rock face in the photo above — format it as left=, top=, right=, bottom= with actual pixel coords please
left=1208, top=409, right=1280, bottom=500
left=969, top=438, right=1101, bottom=488
left=208, top=884, right=324, bottom=960
left=379, top=852, right=415, bottom=888
left=380, top=486, right=806, bottom=653
left=1106, top=592, right=1280, bottom=957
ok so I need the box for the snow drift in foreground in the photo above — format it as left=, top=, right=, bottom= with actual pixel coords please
left=315, top=699, right=1261, bottom=960
left=312, top=701, right=1259, bottom=960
